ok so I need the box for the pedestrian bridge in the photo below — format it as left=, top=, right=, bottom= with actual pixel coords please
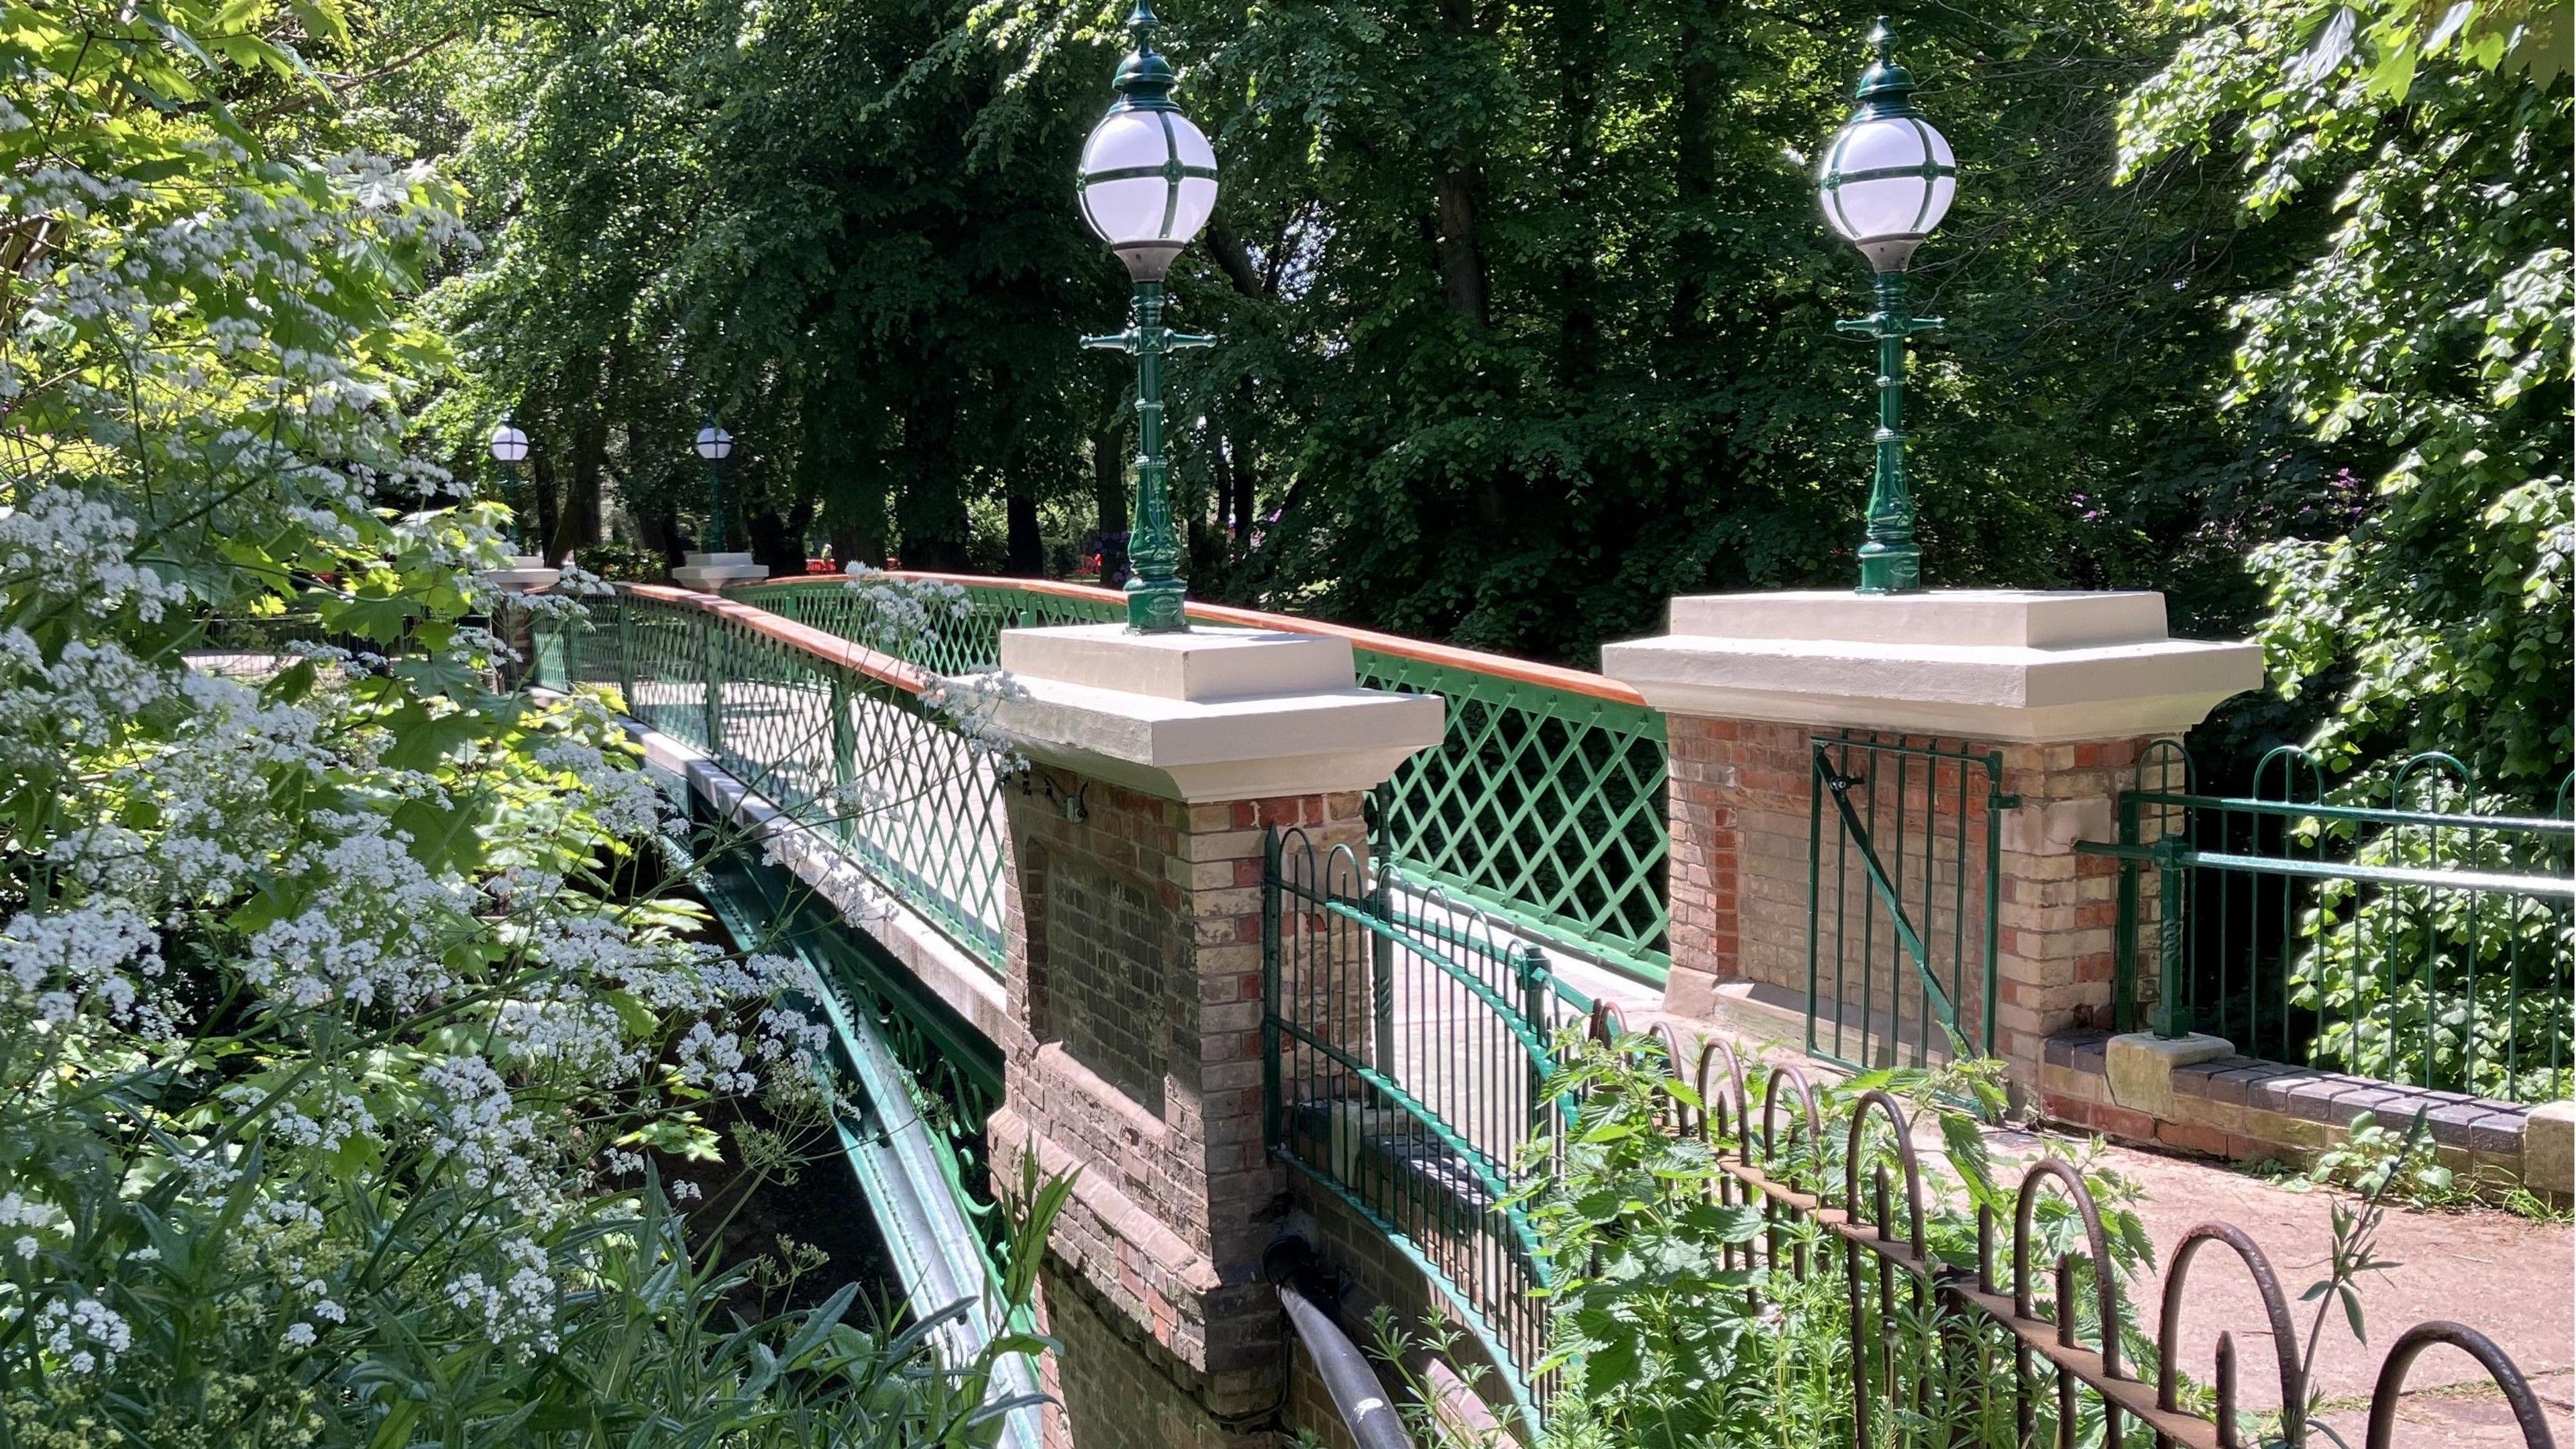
left=523, top=573, right=2566, bottom=1449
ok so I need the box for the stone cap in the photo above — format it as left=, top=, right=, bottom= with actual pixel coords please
left=672, top=552, right=769, bottom=592
left=1670, top=590, right=2167, bottom=650
left=1600, top=589, right=2262, bottom=744
left=1000, top=623, right=1353, bottom=702
left=994, top=624, right=1444, bottom=802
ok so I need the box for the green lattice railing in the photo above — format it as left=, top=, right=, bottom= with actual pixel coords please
left=744, top=574, right=1672, bottom=983
left=529, top=586, right=1010, bottom=969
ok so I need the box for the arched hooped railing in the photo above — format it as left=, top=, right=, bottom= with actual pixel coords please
left=1587, top=1033, right=2557, bottom=1449
left=2157, top=1223, right=2306, bottom=1448
left=2366, top=1322, right=2560, bottom=1449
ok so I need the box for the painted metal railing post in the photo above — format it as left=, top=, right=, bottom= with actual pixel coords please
left=2112, top=790, right=2141, bottom=1033
left=700, top=616, right=726, bottom=757
left=615, top=595, right=637, bottom=704
left=1515, top=943, right=1552, bottom=1136
left=1806, top=743, right=1827, bottom=1059
left=1368, top=865, right=1397, bottom=1079
left=1983, top=752, right=2012, bottom=1055
left=2151, top=835, right=2191, bottom=1039
left=829, top=672, right=858, bottom=845
left=1261, top=827, right=1283, bottom=1155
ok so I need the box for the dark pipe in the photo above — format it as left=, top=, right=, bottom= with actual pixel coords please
left=1265, top=1238, right=1415, bottom=1449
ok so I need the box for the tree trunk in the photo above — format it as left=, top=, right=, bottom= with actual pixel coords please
left=1093, top=414, right=1129, bottom=587
left=896, top=395, right=971, bottom=572
left=1669, top=0, right=1726, bottom=347
left=1005, top=482, right=1042, bottom=577
left=1433, top=0, right=1492, bottom=335
left=1434, top=172, right=1491, bottom=334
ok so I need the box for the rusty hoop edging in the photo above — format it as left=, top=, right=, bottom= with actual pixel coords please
left=2366, top=1321, right=2559, bottom=1449
left=2158, top=1222, right=2306, bottom=1448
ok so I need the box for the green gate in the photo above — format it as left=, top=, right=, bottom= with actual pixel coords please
left=1805, top=732, right=2010, bottom=1069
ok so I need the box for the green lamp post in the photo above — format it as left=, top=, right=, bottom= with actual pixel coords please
left=487, top=413, right=531, bottom=553
left=1818, top=18, right=1956, bottom=595
left=1075, top=0, right=1220, bottom=634
left=694, top=415, right=735, bottom=552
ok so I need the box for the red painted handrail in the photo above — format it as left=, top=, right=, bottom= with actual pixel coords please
left=619, top=582, right=933, bottom=697
left=731, top=570, right=1651, bottom=708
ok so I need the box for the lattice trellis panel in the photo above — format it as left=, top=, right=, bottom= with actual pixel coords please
left=531, top=591, right=1010, bottom=969
left=743, top=578, right=1671, bottom=983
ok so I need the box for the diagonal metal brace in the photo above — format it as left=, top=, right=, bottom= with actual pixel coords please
left=1819, top=760, right=1961, bottom=1035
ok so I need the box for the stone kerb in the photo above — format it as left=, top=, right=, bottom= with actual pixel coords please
left=1604, top=590, right=2261, bottom=1097
left=981, top=623, right=1443, bottom=1449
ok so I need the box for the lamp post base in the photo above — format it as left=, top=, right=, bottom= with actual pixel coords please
left=1856, top=541, right=1922, bottom=595
left=1125, top=576, right=1189, bottom=634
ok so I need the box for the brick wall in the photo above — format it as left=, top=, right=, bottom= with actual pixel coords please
left=1664, top=718, right=2173, bottom=1093
left=1036, top=1262, right=1275, bottom=1449
left=994, top=780, right=1369, bottom=1445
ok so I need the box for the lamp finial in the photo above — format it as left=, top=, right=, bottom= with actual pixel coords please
left=1109, top=0, right=1178, bottom=109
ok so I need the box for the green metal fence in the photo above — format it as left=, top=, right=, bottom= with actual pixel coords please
left=528, top=586, right=1012, bottom=970
left=1261, top=826, right=1595, bottom=1432
left=2090, top=744, right=2575, bottom=1103
left=1806, top=731, right=2008, bottom=1071
left=745, top=574, right=1671, bottom=985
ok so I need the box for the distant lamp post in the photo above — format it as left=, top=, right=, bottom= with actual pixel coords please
left=1818, top=17, right=1955, bottom=596
left=1076, top=0, right=1219, bottom=634
left=480, top=413, right=557, bottom=593
left=488, top=413, right=532, bottom=553
left=672, top=414, right=763, bottom=592
left=694, top=417, right=735, bottom=551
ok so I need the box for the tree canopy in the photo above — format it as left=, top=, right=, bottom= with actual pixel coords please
left=409, top=0, right=2565, bottom=793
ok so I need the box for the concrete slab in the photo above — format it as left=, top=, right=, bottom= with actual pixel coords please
left=2105, top=1030, right=2237, bottom=1120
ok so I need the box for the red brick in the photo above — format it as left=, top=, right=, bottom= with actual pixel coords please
left=2155, top=1120, right=2232, bottom=1157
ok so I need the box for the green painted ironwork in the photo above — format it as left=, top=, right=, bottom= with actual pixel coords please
left=1805, top=731, right=2008, bottom=1070
left=1835, top=272, right=1941, bottom=594
left=1081, top=282, right=1212, bottom=633
left=2084, top=743, right=2575, bottom=1103
left=529, top=588, right=1010, bottom=970
left=690, top=780, right=1041, bottom=1449
left=701, top=830, right=1007, bottom=1250
left=1262, top=826, right=1590, bottom=1431
left=1824, top=21, right=1947, bottom=595
left=744, top=574, right=1673, bottom=985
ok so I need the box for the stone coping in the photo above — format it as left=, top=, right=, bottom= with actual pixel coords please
left=2044, top=1030, right=2534, bottom=1156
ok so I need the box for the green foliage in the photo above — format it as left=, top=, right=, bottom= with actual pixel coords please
left=2121, top=0, right=2573, bottom=800
left=1506, top=1034, right=2154, bottom=1449
left=2307, top=1110, right=2457, bottom=1200
left=0, top=2, right=1055, bottom=1441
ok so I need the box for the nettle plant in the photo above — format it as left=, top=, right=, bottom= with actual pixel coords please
left=0, top=3, right=1045, bottom=1444
left=1503, top=1037, right=2155, bottom=1449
